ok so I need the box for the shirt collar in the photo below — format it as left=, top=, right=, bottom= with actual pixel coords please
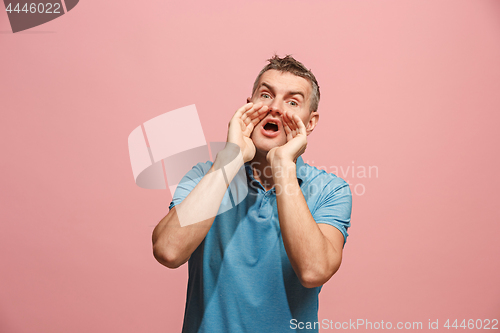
left=244, top=156, right=306, bottom=187
left=295, top=156, right=306, bottom=184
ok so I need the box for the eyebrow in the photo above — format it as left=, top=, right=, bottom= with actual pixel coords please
left=260, top=82, right=305, bottom=100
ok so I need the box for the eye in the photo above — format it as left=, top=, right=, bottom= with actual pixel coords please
left=261, top=93, right=271, bottom=99
left=288, top=100, right=298, bottom=106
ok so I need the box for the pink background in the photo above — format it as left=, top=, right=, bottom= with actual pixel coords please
left=1, top=1, right=500, bottom=332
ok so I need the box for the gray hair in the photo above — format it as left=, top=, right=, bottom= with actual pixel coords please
left=252, top=54, right=320, bottom=112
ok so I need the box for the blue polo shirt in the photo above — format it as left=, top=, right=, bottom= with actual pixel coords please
left=168, top=156, right=352, bottom=333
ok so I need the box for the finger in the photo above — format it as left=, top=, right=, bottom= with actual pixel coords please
left=241, top=102, right=264, bottom=125
left=283, top=112, right=297, bottom=136
left=291, top=115, right=301, bottom=136
left=244, top=122, right=255, bottom=136
left=240, top=103, right=256, bottom=123
left=282, top=111, right=293, bottom=127
left=243, top=106, right=268, bottom=130
left=292, top=114, right=307, bottom=135
left=281, top=111, right=291, bottom=131
left=283, top=118, right=293, bottom=141
left=246, top=103, right=267, bottom=119
left=232, top=103, right=254, bottom=126
left=236, top=102, right=253, bottom=118
left=248, top=105, right=269, bottom=126
left=242, top=106, right=268, bottom=136
left=282, top=112, right=295, bottom=140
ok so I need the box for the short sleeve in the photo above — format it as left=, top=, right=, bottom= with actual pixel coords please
left=312, top=180, right=352, bottom=246
left=168, top=161, right=213, bottom=211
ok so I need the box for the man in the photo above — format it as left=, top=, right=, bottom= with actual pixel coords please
left=152, top=55, right=352, bottom=332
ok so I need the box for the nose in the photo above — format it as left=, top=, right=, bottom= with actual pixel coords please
left=267, top=99, right=284, bottom=117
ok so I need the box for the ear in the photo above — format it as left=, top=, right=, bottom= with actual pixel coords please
left=305, top=111, right=319, bottom=136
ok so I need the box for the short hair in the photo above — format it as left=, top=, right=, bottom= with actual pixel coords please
left=251, top=54, right=320, bottom=112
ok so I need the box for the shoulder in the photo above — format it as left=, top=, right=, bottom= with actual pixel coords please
left=181, top=160, right=213, bottom=179
left=168, top=160, right=214, bottom=210
left=299, top=160, right=350, bottom=193
left=192, top=160, right=213, bottom=175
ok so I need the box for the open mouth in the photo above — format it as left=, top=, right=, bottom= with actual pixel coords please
left=263, top=122, right=279, bottom=132
left=261, top=118, right=281, bottom=138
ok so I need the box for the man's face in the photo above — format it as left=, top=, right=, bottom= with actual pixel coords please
left=248, top=69, right=319, bottom=155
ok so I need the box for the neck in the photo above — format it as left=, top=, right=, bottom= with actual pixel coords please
left=249, top=150, right=275, bottom=191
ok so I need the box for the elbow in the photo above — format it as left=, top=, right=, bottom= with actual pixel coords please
left=298, top=261, right=342, bottom=289
left=152, top=243, right=186, bottom=269
left=299, top=271, right=330, bottom=289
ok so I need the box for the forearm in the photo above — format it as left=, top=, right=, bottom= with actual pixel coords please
left=273, top=162, right=341, bottom=287
left=152, top=147, right=244, bottom=268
